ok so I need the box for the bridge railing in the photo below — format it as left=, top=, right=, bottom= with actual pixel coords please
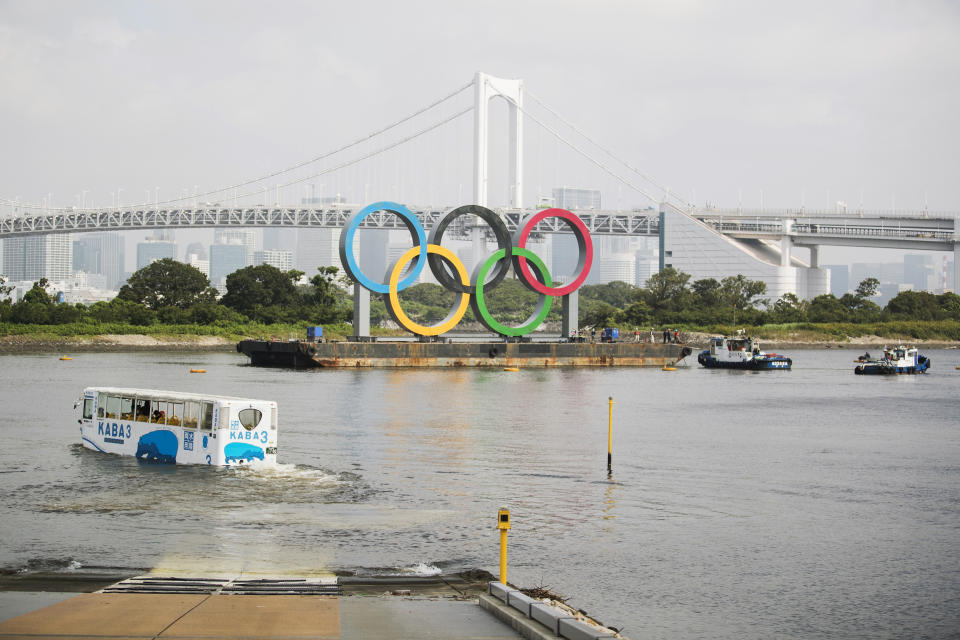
left=699, top=217, right=954, bottom=241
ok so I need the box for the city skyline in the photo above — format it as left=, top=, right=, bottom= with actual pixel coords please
left=1, top=2, right=957, bottom=228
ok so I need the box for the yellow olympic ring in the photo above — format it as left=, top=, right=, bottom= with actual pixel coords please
left=387, top=244, right=470, bottom=336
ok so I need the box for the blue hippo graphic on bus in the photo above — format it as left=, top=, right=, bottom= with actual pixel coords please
left=136, top=430, right=178, bottom=463
left=224, top=442, right=264, bottom=464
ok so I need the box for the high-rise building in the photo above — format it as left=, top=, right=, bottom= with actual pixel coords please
left=99, top=233, right=125, bottom=289
left=297, top=228, right=341, bottom=278
left=253, top=249, right=293, bottom=271
left=136, top=239, right=176, bottom=270
left=825, top=265, right=850, bottom=297
left=214, top=229, right=256, bottom=267
left=185, top=242, right=208, bottom=261
left=3, top=234, right=73, bottom=282
left=263, top=228, right=296, bottom=252
left=904, top=254, right=934, bottom=292
left=73, top=233, right=124, bottom=289
left=209, top=243, right=247, bottom=286
left=635, top=250, right=658, bottom=287
left=594, top=253, right=636, bottom=285
left=187, top=254, right=210, bottom=278
left=552, top=187, right=601, bottom=210
left=551, top=233, right=579, bottom=284
left=357, top=229, right=389, bottom=284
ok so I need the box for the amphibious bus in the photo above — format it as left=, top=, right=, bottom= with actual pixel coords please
left=77, top=387, right=277, bottom=466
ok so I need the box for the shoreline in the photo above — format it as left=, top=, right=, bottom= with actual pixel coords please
left=0, top=333, right=957, bottom=354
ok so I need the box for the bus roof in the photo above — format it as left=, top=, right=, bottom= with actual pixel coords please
left=84, top=387, right=275, bottom=405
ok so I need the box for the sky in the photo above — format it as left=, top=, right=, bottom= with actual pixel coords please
left=1, top=0, right=958, bottom=266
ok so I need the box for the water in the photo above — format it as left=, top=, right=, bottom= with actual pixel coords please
left=1, top=348, right=958, bottom=638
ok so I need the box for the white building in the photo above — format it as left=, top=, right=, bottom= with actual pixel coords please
left=661, top=205, right=829, bottom=300
left=186, top=254, right=210, bottom=278
left=3, top=234, right=73, bottom=282
left=297, top=228, right=341, bottom=278
left=214, top=229, right=256, bottom=267
left=254, top=249, right=293, bottom=271
left=552, top=187, right=601, bottom=210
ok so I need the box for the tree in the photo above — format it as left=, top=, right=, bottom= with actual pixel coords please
left=855, top=277, right=880, bottom=301
left=770, top=292, right=809, bottom=323
left=118, top=259, right=216, bottom=310
left=580, top=300, right=617, bottom=329
left=0, top=275, right=13, bottom=302
left=884, top=290, right=941, bottom=320
left=307, top=266, right=342, bottom=308
left=221, top=264, right=301, bottom=321
left=22, top=278, right=53, bottom=305
left=807, top=294, right=848, bottom=323
left=691, top=278, right=723, bottom=308
left=719, top=275, right=767, bottom=323
left=90, top=298, right=157, bottom=325
left=640, top=268, right=692, bottom=314
left=580, top=281, right=639, bottom=309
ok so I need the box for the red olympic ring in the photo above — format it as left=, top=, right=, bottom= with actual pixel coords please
left=513, top=208, right=593, bottom=296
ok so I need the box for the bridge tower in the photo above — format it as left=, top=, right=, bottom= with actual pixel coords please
left=473, top=71, right=523, bottom=209
left=473, top=73, right=524, bottom=274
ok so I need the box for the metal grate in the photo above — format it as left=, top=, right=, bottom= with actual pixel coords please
left=100, top=575, right=340, bottom=596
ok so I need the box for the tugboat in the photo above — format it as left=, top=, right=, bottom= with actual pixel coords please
left=854, top=345, right=930, bottom=375
left=697, top=335, right=792, bottom=370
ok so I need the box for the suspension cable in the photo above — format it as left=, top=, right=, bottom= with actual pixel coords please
left=526, top=89, right=692, bottom=210
left=210, top=106, right=474, bottom=204
left=513, top=100, right=661, bottom=205
left=2, top=81, right=474, bottom=212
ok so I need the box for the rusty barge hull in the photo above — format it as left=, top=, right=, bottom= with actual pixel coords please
left=236, top=339, right=690, bottom=368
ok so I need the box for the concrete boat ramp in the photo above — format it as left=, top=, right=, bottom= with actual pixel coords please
left=0, top=572, right=623, bottom=640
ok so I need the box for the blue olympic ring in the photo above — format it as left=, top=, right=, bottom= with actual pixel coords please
left=338, top=201, right=427, bottom=294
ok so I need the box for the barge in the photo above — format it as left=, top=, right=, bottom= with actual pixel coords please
left=237, top=339, right=691, bottom=368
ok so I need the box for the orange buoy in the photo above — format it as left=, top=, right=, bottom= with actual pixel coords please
left=59, top=356, right=72, bottom=361
left=189, top=368, right=206, bottom=373
left=503, top=367, right=519, bottom=372
left=662, top=366, right=676, bottom=371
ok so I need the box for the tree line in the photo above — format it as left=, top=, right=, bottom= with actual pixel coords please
left=575, top=268, right=960, bottom=328
left=0, top=259, right=352, bottom=326
left=1, top=260, right=958, bottom=330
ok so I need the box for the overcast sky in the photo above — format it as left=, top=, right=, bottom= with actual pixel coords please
left=1, top=0, right=958, bottom=264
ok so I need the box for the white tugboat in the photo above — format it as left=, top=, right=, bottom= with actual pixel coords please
left=697, top=335, right=792, bottom=370
left=854, top=345, right=930, bottom=375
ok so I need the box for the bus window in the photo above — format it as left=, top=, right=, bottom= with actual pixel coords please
left=135, top=398, right=151, bottom=422
left=120, top=397, right=134, bottom=421
left=184, top=402, right=200, bottom=429
left=83, top=398, right=94, bottom=420
left=97, top=392, right=106, bottom=417
left=200, top=402, right=213, bottom=431
left=105, top=396, right=121, bottom=419
left=167, top=402, right=183, bottom=426
left=238, top=408, right=262, bottom=430
left=151, top=401, right=167, bottom=424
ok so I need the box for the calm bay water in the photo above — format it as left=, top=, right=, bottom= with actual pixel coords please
left=0, top=347, right=958, bottom=638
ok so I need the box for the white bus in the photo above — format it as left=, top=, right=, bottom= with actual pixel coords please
left=77, top=387, right=277, bottom=466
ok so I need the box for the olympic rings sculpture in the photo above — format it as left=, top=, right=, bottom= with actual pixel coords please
left=338, top=201, right=593, bottom=337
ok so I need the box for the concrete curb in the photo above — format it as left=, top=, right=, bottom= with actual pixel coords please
left=480, top=582, right=619, bottom=640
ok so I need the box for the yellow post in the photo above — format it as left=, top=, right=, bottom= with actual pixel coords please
left=608, top=396, right=614, bottom=473
left=497, top=507, right=510, bottom=584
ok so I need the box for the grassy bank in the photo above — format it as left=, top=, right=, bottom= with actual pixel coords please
left=0, top=321, right=379, bottom=351
left=1, top=320, right=958, bottom=351
left=693, top=321, right=960, bottom=343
